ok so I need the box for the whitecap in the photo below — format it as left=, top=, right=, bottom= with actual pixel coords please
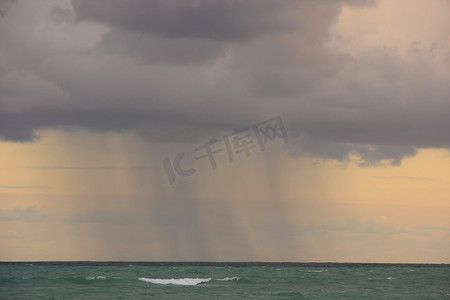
left=86, top=276, right=106, bottom=280
left=138, top=277, right=211, bottom=286
left=216, top=277, right=240, bottom=281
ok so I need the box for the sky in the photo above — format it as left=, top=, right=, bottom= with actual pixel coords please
left=0, top=0, right=449, bottom=262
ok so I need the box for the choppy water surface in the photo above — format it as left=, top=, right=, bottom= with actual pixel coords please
left=1, top=262, right=449, bottom=299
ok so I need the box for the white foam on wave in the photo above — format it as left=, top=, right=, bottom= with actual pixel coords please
left=86, top=276, right=106, bottom=280
left=368, top=276, right=395, bottom=281
left=216, top=277, right=240, bottom=281
left=138, top=277, right=211, bottom=286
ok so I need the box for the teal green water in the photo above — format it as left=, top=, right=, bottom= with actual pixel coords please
left=1, top=263, right=449, bottom=299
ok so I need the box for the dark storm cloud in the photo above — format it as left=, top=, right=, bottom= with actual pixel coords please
left=2, top=104, right=447, bottom=167
left=286, top=105, right=449, bottom=164
left=101, top=30, right=226, bottom=65
left=0, top=0, right=15, bottom=18
left=0, top=108, right=237, bottom=143
left=72, top=0, right=298, bottom=41
left=288, top=111, right=450, bottom=149
left=0, top=0, right=448, bottom=166
left=71, top=0, right=300, bottom=65
left=73, top=0, right=369, bottom=65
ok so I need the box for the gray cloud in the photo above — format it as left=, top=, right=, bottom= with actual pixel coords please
left=0, top=107, right=237, bottom=143
left=72, top=0, right=298, bottom=42
left=353, top=144, right=418, bottom=166
left=0, top=0, right=15, bottom=18
left=101, top=30, right=226, bottom=65
left=0, top=0, right=448, bottom=166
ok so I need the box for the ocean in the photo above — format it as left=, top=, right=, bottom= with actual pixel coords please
left=1, top=262, right=449, bottom=299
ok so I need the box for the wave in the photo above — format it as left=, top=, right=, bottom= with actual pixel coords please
left=216, top=277, right=240, bottom=281
left=85, top=276, right=106, bottom=280
left=305, top=270, right=323, bottom=273
left=368, top=277, right=395, bottom=280
left=138, top=277, right=211, bottom=286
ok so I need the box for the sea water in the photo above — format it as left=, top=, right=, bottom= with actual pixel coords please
left=1, top=262, right=449, bottom=299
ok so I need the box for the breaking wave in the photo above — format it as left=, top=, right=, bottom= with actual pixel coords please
left=216, top=277, right=240, bottom=281
left=138, top=277, right=211, bottom=286
left=85, top=276, right=106, bottom=280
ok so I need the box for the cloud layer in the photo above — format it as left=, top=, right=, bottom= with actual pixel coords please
left=0, top=0, right=449, bottom=165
